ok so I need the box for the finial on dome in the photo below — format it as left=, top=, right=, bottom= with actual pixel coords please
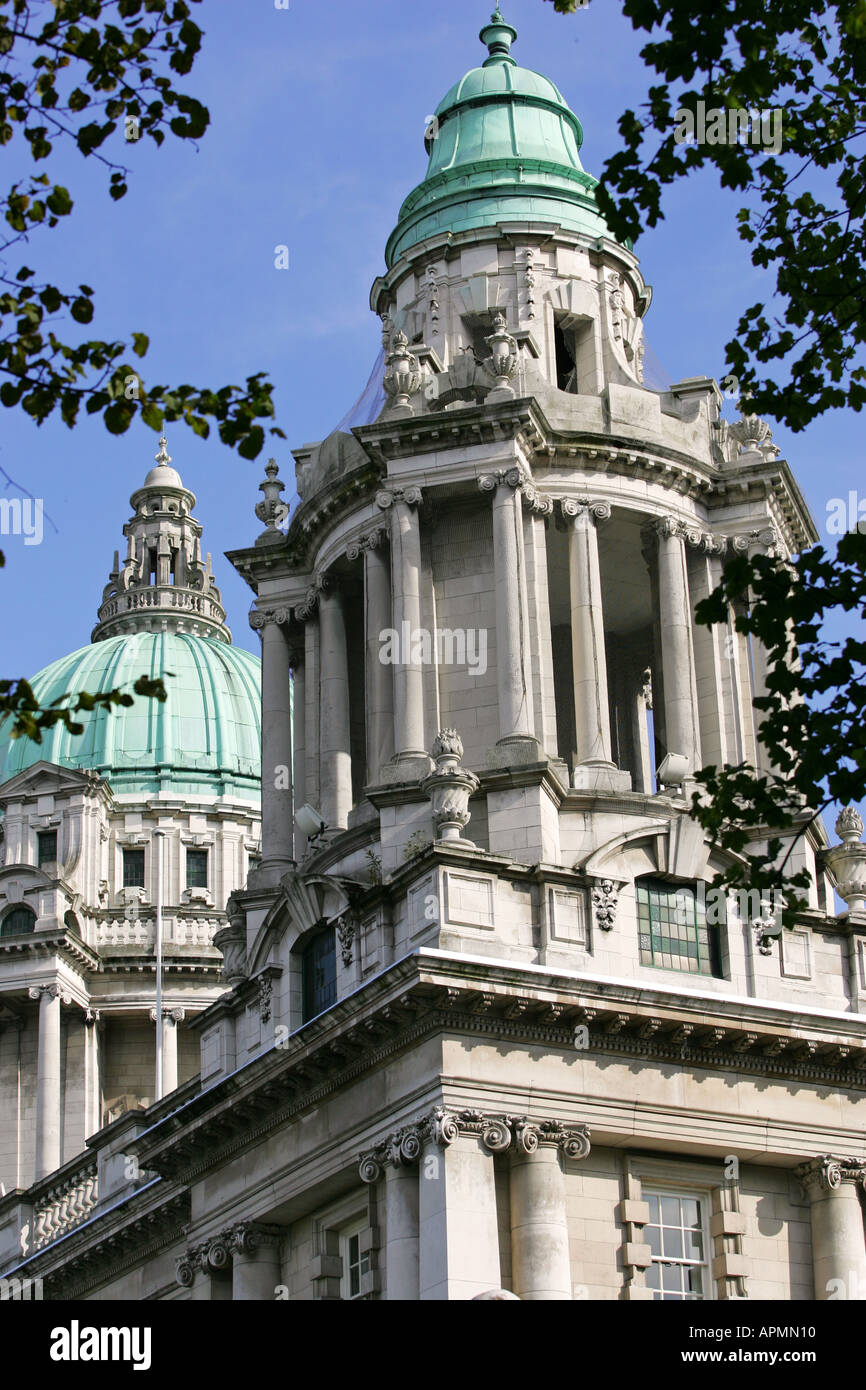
left=480, top=7, right=517, bottom=66
left=154, top=435, right=172, bottom=466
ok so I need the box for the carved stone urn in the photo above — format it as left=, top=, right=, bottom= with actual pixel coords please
left=483, top=312, right=519, bottom=401
left=213, top=897, right=249, bottom=987
left=383, top=330, right=423, bottom=416
left=254, top=459, right=288, bottom=543
left=825, top=807, right=866, bottom=915
left=421, top=729, right=480, bottom=848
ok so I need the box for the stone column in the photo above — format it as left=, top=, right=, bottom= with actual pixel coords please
left=83, top=1008, right=101, bottom=1140
left=362, top=532, right=394, bottom=785
left=161, top=1008, right=184, bottom=1095
left=418, top=1118, right=501, bottom=1301
left=229, top=1223, right=283, bottom=1301
left=481, top=1116, right=589, bottom=1300
left=377, top=487, right=428, bottom=774
left=318, top=582, right=353, bottom=829
left=478, top=470, right=539, bottom=758
left=797, top=1155, right=866, bottom=1299
left=29, top=984, right=63, bottom=1180
left=655, top=517, right=701, bottom=772
left=288, top=636, right=306, bottom=858
left=250, top=608, right=294, bottom=873
left=563, top=499, right=614, bottom=768
left=384, top=1159, right=420, bottom=1300
left=302, top=608, right=321, bottom=814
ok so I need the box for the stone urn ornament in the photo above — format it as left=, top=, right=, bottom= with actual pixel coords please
left=825, top=807, right=866, bottom=915
left=383, top=330, right=423, bottom=416
left=422, top=729, right=480, bottom=848
left=483, top=312, right=520, bottom=401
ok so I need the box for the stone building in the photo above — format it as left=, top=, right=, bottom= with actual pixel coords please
left=0, top=440, right=262, bottom=1203
left=1, top=9, right=865, bottom=1302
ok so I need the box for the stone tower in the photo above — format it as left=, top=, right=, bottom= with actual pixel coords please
left=3, top=11, right=865, bottom=1303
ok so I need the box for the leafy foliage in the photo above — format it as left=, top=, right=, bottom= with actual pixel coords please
left=546, top=0, right=866, bottom=430
left=689, top=530, right=866, bottom=919
left=0, top=0, right=284, bottom=456
left=0, top=671, right=168, bottom=743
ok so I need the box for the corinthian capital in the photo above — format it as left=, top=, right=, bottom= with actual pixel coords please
left=249, top=606, right=290, bottom=631
left=796, top=1154, right=866, bottom=1195
left=560, top=497, right=611, bottom=524
left=479, top=466, right=525, bottom=494
left=346, top=526, right=388, bottom=562
left=295, top=571, right=331, bottom=621
left=376, top=485, right=423, bottom=511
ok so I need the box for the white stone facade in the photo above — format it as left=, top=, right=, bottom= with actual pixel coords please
left=1, top=19, right=865, bottom=1304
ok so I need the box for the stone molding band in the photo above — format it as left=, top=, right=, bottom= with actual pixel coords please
left=358, top=1108, right=591, bottom=1181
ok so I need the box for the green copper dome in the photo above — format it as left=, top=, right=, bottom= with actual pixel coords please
left=385, top=9, right=613, bottom=266
left=0, top=633, right=261, bottom=798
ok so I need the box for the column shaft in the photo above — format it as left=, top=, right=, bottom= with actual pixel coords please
left=259, top=618, right=294, bottom=868
left=34, top=987, right=61, bottom=1181
left=162, top=1015, right=179, bottom=1095
left=490, top=482, right=534, bottom=744
left=291, top=657, right=306, bottom=858
left=509, top=1145, right=572, bottom=1299
left=390, top=500, right=426, bottom=759
left=232, top=1247, right=282, bottom=1300
left=418, top=1137, right=501, bottom=1300
left=384, top=1162, right=419, bottom=1300
left=319, top=588, right=352, bottom=829
left=799, top=1158, right=866, bottom=1299
left=656, top=523, right=701, bottom=770
left=365, top=542, right=394, bottom=783
left=568, top=506, right=612, bottom=765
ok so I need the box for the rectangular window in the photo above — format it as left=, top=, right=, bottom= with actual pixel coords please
left=643, top=1191, right=710, bottom=1300
left=122, top=848, right=146, bottom=888
left=636, top=881, right=721, bottom=976
left=186, top=849, right=209, bottom=889
left=302, top=927, right=337, bottom=1022
left=340, top=1224, right=371, bottom=1300
left=37, top=831, right=57, bottom=867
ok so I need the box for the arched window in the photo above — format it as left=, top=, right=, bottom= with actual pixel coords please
left=0, top=906, right=37, bottom=937
left=636, top=879, right=722, bottom=978
left=301, top=925, right=337, bottom=1023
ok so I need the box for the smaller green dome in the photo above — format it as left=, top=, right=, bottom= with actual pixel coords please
left=0, top=633, right=262, bottom=799
left=386, top=10, right=611, bottom=266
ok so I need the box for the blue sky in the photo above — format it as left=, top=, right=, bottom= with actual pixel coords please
left=1, top=1, right=859, bottom=727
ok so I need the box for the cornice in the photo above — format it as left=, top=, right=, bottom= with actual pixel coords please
left=122, top=955, right=866, bottom=1188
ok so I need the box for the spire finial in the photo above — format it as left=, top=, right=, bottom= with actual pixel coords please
left=155, top=435, right=172, bottom=466
left=480, top=8, right=517, bottom=66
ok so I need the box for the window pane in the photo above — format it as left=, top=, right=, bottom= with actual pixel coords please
left=660, top=1196, right=680, bottom=1226
left=636, top=880, right=721, bottom=976
left=645, top=1263, right=660, bottom=1291
left=1, top=908, right=36, bottom=937
left=662, top=1227, right=683, bottom=1260
left=646, top=1194, right=660, bottom=1222
left=187, top=849, right=208, bottom=888
left=646, top=1226, right=661, bottom=1257
left=688, top=1267, right=704, bottom=1297
left=302, top=926, right=337, bottom=1022
left=123, top=849, right=145, bottom=887
left=37, top=831, right=57, bottom=867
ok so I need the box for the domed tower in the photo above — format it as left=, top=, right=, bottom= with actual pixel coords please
left=14, top=13, right=865, bottom=1307
left=0, top=440, right=261, bottom=1189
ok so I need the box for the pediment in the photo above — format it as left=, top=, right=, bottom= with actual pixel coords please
left=246, top=870, right=359, bottom=976
left=0, top=760, right=111, bottom=803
